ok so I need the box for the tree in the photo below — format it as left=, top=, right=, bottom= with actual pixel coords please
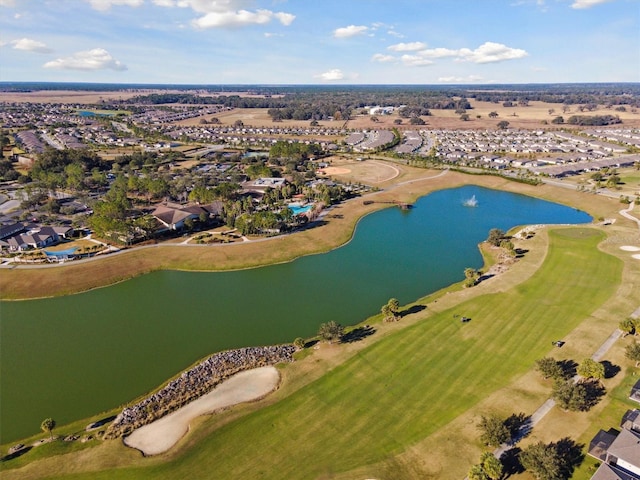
left=551, top=116, right=564, bottom=124
left=293, top=337, right=305, bottom=350
left=460, top=113, right=470, bottom=121
left=625, top=341, right=640, bottom=367
left=468, top=464, right=490, bottom=480
left=317, top=321, right=344, bottom=343
left=481, top=452, right=504, bottom=480
left=41, top=418, right=56, bottom=439
left=519, top=442, right=563, bottom=480
left=477, top=414, right=511, bottom=447
left=536, top=357, right=564, bottom=380
left=497, top=120, right=510, bottom=130
left=619, top=317, right=639, bottom=335
left=487, top=228, right=505, bottom=246
left=552, top=380, right=589, bottom=411
left=381, top=298, right=400, bottom=322
left=577, top=358, right=605, bottom=384
left=464, top=267, right=479, bottom=287
left=488, top=111, right=499, bottom=118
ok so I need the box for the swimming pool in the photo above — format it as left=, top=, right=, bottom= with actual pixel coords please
left=43, top=247, right=77, bottom=257
left=288, top=204, right=312, bottom=215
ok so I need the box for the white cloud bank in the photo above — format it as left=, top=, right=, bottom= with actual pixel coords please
left=373, top=41, right=528, bottom=67
left=571, top=0, right=614, bottom=8
left=371, top=53, right=395, bottom=63
left=387, top=41, right=427, bottom=52
left=85, top=0, right=143, bottom=11
left=152, top=0, right=295, bottom=28
left=333, top=25, right=368, bottom=38
left=11, top=38, right=53, bottom=53
left=316, top=69, right=344, bottom=81
left=44, top=48, right=127, bottom=71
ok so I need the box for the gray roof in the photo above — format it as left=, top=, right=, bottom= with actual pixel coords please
left=607, top=428, right=640, bottom=468
left=591, top=463, right=640, bottom=480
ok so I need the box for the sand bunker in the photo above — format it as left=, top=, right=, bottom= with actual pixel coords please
left=620, top=246, right=640, bottom=252
left=633, top=254, right=640, bottom=260
left=124, top=366, right=279, bottom=455
left=320, top=167, right=351, bottom=175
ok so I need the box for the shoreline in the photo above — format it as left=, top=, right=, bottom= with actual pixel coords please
left=0, top=168, right=618, bottom=301
left=123, top=366, right=280, bottom=456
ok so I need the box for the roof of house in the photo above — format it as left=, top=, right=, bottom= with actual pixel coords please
left=631, top=379, right=640, bottom=404
left=591, top=463, right=640, bottom=480
left=152, top=203, right=208, bottom=227
left=0, top=223, right=24, bottom=240
left=607, top=428, right=640, bottom=468
left=622, top=410, right=640, bottom=431
left=589, top=429, right=618, bottom=461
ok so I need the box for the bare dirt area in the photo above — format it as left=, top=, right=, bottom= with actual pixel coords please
left=0, top=90, right=144, bottom=104
left=319, top=157, right=399, bottom=184
left=346, top=100, right=640, bottom=130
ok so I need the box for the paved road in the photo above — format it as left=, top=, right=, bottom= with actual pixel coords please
left=619, top=201, right=640, bottom=231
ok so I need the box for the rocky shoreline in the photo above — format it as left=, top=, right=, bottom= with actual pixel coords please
left=104, top=345, right=296, bottom=439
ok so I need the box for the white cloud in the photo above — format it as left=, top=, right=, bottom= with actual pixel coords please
left=193, top=9, right=280, bottom=28
left=44, top=48, right=127, bottom=71
left=400, top=54, right=433, bottom=67
left=387, top=30, right=405, bottom=38
left=316, top=69, right=344, bottom=81
left=0, top=0, right=17, bottom=6
left=371, top=53, right=395, bottom=63
left=457, top=42, right=528, bottom=63
left=333, top=25, right=368, bottom=38
left=393, top=41, right=527, bottom=67
left=417, top=47, right=460, bottom=58
left=571, top=0, right=614, bottom=8
left=438, top=75, right=484, bottom=83
left=388, top=41, right=427, bottom=52
left=153, top=0, right=295, bottom=28
left=11, top=38, right=53, bottom=54
left=85, top=0, right=143, bottom=11
left=264, top=32, right=284, bottom=38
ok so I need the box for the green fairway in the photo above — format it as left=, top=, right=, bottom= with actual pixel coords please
left=4, top=227, right=622, bottom=480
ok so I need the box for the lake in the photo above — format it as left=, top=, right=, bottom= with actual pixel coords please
left=0, top=186, right=591, bottom=442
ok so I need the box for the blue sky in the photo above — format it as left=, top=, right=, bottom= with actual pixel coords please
left=0, top=0, right=638, bottom=84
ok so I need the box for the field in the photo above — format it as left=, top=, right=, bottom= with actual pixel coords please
left=175, top=100, right=640, bottom=130
left=1, top=225, right=631, bottom=480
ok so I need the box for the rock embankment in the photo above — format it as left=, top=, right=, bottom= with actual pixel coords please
left=104, top=345, right=295, bottom=439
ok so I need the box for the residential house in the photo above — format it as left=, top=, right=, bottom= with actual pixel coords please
left=589, top=409, right=640, bottom=480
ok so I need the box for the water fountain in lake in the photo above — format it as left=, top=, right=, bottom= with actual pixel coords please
left=463, top=195, right=478, bottom=207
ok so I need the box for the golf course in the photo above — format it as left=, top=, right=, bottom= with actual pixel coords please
left=1, top=166, right=640, bottom=480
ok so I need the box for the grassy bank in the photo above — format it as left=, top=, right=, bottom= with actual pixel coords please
left=2, top=226, right=626, bottom=480
left=0, top=167, right=628, bottom=300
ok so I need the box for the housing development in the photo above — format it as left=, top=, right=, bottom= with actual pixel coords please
left=1, top=83, right=640, bottom=480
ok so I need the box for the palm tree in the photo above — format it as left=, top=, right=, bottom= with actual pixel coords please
left=317, top=321, right=344, bottom=343
left=41, top=418, right=56, bottom=440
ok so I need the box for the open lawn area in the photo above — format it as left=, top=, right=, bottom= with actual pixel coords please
left=2, top=226, right=630, bottom=480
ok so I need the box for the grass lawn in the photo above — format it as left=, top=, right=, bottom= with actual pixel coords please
left=3, top=227, right=622, bottom=480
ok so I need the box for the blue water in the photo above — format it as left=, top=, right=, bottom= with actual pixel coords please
left=0, top=186, right=591, bottom=442
left=43, top=247, right=77, bottom=257
left=288, top=204, right=312, bottom=215
left=77, top=110, right=113, bottom=117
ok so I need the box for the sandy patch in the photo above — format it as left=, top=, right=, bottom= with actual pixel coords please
left=124, top=366, right=279, bottom=455
left=633, top=254, right=640, bottom=260
left=320, top=167, right=351, bottom=175
left=620, top=246, right=640, bottom=252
